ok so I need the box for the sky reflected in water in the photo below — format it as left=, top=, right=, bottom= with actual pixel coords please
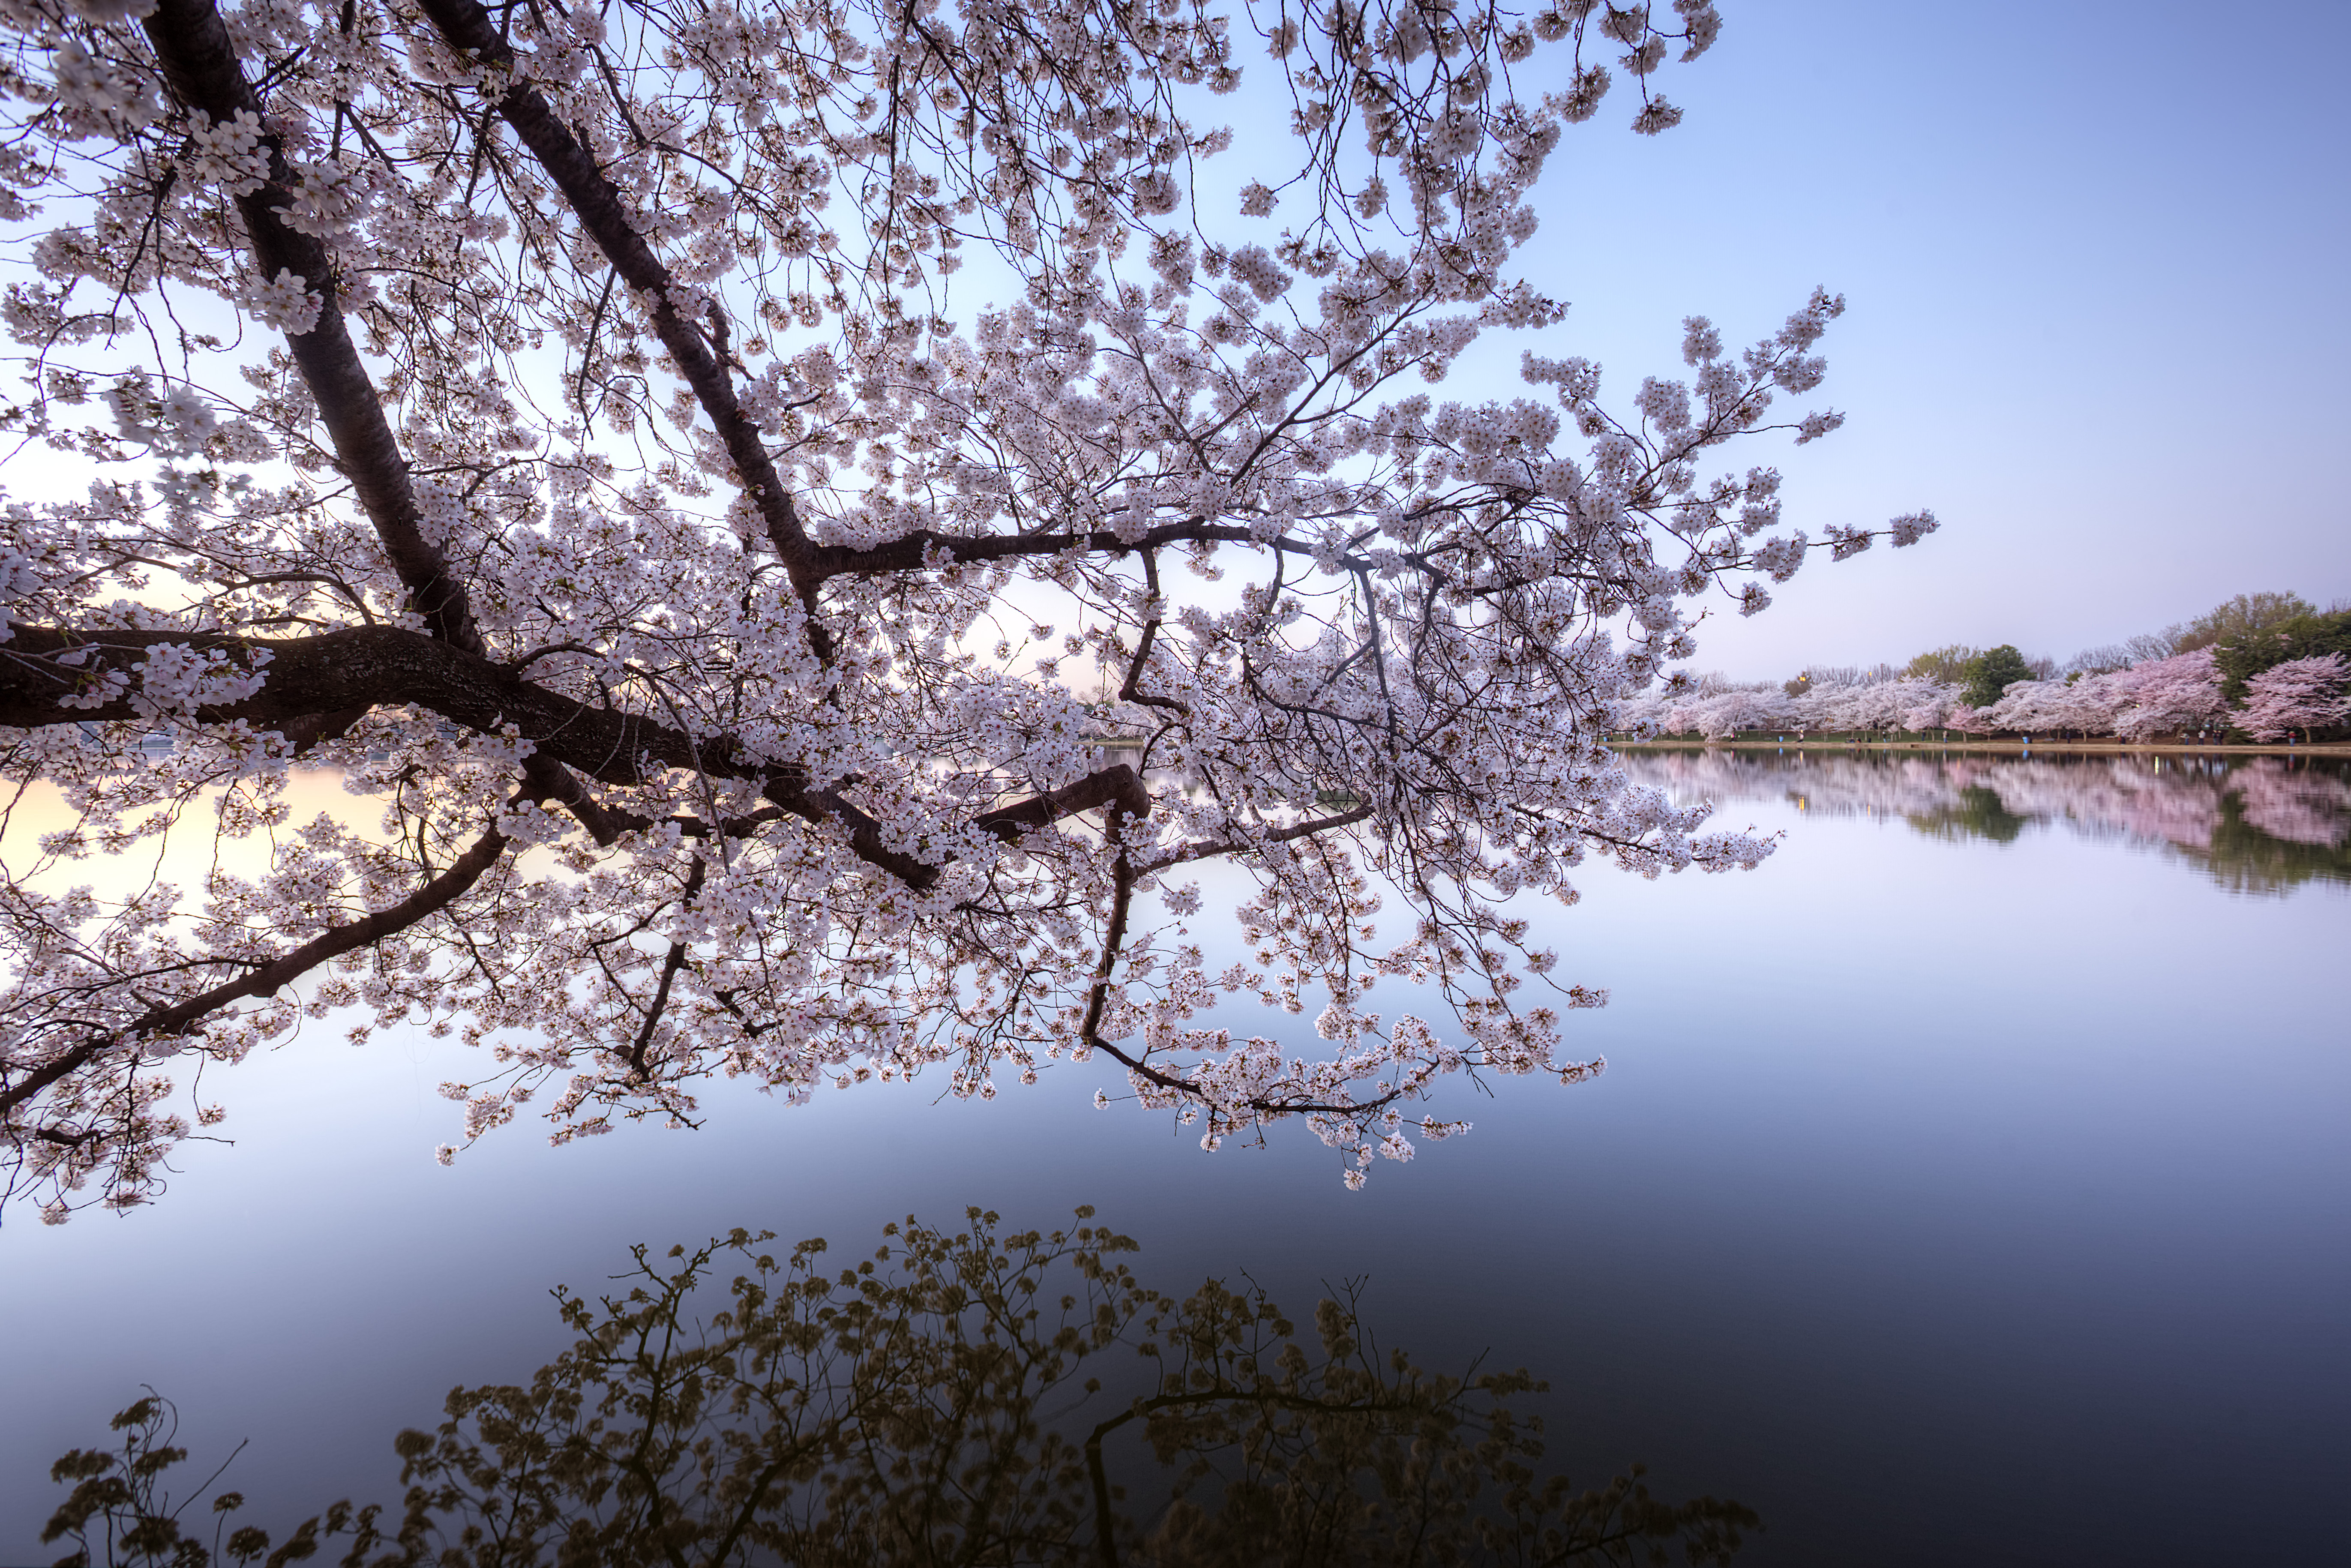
left=2, top=752, right=2345, bottom=1566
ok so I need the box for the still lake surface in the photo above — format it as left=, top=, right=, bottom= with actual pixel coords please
left=3, top=749, right=2346, bottom=1565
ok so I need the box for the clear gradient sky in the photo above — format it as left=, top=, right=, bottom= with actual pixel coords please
left=1493, top=0, right=2350, bottom=680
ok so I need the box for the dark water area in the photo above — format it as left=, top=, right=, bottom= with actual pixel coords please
left=3, top=752, right=2346, bottom=1565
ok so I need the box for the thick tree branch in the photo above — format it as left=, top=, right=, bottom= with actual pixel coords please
left=139, top=0, right=657, bottom=849
left=1, top=624, right=712, bottom=784
left=806, top=521, right=1265, bottom=581
left=411, top=0, right=814, bottom=576
left=0, top=625, right=1152, bottom=889
left=141, top=0, right=483, bottom=654
left=970, top=766, right=1151, bottom=839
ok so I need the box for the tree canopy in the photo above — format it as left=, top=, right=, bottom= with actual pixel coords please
left=1900, top=643, right=1979, bottom=684
left=2211, top=607, right=2351, bottom=703
left=1956, top=645, right=2034, bottom=711
left=2170, top=591, right=2318, bottom=656
left=0, top=0, right=1934, bottom=1219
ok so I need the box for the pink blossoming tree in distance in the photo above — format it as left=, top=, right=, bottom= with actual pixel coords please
left=1941, top=702, right=1997, bottom=738
left=2235, top=654, right=2351, bottom=743
left=2110, top=649, right=2228, bottom=743
left=0, top=0, right=1937, bottom=1218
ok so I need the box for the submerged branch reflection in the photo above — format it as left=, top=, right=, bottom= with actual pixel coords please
left=1616, top=751, right=2351, bottom=893
left=38, top=1208, right=1754, bottom=1568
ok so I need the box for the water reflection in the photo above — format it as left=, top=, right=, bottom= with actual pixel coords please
left=1615, top=750, right=2351, bottom=893
left=33, top=1208, right=1755, bottom=1568
left=7, top=753, right=2348, bottom=1568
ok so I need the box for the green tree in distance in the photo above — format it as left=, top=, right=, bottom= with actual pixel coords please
left=1959, top=646, right=2038, bottom=710
left=2211, top=608, right=2351, bottom=703
left=2170, top=592, right=2319, bottom=655
left=1902, top=645, right=1983, bottom=684
left=39, top=1209, right=1754, bottom=1568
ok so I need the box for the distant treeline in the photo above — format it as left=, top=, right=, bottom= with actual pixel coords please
left=1630, top=592, right=2351, bottom=744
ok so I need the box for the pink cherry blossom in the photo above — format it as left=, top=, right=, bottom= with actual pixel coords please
left=2108, top=649, right=2228, bottom=742
left=2236, top=654, right=2351, bottom=743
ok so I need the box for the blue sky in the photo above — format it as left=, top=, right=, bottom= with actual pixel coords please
left=1493, top=0, right=2351, bottom=678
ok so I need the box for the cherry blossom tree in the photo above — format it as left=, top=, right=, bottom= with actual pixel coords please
left=2109, top=648, right=2227, bottom=743
left=1659, top=682, right=1785, bottom=741
left=1978, top=680, right=2053, bottom=736
left=2059, top=668, right=2135, bottom=737
left=1980, top=676, right=2128, bottom=739
left=1782, top=679, right=1854, bottom=733
left=0, top=0, right=1937, bottom=1218
left=1897, top=682, right=1957, bottom=733
left=1940, top=701, right=1996, bottom=737
left=2235, top=653, right=2351, bottom=743
left=1817, top=673, right=1943, bottom=736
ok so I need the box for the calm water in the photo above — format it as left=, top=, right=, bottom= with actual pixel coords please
left=3, top=750, right=2346, bottom=1566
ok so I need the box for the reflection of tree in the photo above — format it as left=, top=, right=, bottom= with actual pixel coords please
left=2230, top=761, right=2351, bottom=847
left=2205, top=794, right=2351, bottom=896
left=1615, top=750, right=2351, bottom=894
left=41, top=1210, right=1754, bottom=1567
left=1906, top=785, right=2030, bottom=845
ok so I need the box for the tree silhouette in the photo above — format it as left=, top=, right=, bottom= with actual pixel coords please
left=39, top=1208, right=1756, bottom=1567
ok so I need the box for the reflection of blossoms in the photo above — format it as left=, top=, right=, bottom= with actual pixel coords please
left=2101, top=773, right=2225, bottom=848
left=2232, top=759, right=2351, bottom=847
left=33, top=1212, right=1760, bottom=1567
left=1616, top=750, right=2349, bottom=887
